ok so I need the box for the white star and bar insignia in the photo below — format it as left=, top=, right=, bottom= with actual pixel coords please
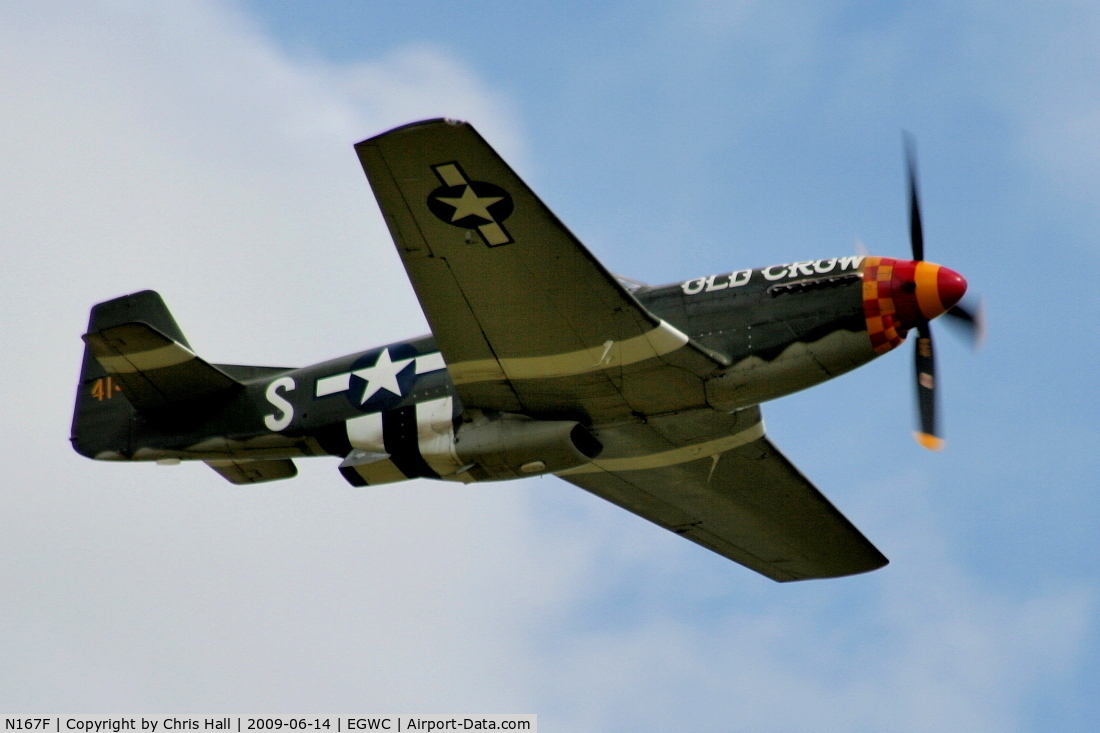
left=315, top=349, right=447, bottom=408
left=426, top=162, right=514, bottom=246
left=436, top=185, right=503, bottom=224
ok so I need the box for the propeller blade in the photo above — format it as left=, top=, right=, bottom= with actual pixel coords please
left=905, top=133, right=924, bottom=262
left=943, top=298, right=986, bottom=348
left=913, top=321, right=943, bottom=451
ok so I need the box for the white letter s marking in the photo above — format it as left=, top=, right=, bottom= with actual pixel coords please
left=264, top=376, right=296, bottom=432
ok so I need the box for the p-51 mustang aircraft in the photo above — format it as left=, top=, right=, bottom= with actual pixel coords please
left=72, top=119, right=979, bottom=582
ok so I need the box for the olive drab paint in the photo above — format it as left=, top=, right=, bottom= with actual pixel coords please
left=71, top=118, right=971, bottom=583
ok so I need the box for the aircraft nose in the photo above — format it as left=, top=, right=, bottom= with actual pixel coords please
left=862, top=257, right=969, bottom=345
left=913, top=262, right=967, bottom=321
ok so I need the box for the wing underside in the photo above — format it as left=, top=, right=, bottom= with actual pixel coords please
left=560, top=413, right=888, bottom=581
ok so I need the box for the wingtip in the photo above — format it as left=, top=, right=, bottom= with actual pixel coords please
left=356, top=117, right=470, bottom=147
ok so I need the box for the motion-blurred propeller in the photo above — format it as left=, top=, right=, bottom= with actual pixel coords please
left=943, top=298, right=985, bottom=347
left=902, top=133, right=980, bottom=450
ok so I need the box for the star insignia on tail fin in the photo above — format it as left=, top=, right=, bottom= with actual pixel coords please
left=426, top=162, right=514, bottom=246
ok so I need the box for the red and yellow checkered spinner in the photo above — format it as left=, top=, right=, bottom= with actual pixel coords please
left=861, top=257, right=967, bottom=355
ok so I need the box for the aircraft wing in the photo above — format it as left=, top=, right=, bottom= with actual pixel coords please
left=558, top=409, right=888, bottom=581
left=355, top=119, right=726, bottom=422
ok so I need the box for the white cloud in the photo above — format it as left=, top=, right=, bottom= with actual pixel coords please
left=0, top=0, right=540, bottom=712
left=0, top=0, right=524, bottom=367
left=526, top=474, right=1093, bottom=732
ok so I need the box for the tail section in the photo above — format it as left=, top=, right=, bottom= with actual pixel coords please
left=83, top=321, right=239, bottom=411
left=71, top=290, right=242, bottom=459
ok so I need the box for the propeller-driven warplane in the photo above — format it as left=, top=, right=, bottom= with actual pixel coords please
left=72, top=120, right=980, bottom=581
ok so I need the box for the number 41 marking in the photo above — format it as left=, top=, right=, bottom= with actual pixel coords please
left=91, top=376, right=122, bottom=401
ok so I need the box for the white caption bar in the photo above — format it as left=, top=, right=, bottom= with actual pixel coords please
left=3, top=718, right=536, bottom=733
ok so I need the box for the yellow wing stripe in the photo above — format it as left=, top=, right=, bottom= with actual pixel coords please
left=447, top=320, right=690, bottom=385
left=557, top=420, right=766, bottom=475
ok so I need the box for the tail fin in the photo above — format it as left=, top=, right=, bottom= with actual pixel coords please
left=71, top=290, right=242, bottom=459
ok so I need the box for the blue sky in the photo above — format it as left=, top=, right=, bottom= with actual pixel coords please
left=0, top=1, right=1097, bottom=730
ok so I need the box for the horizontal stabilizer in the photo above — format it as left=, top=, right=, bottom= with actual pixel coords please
left=206, top=459, right=298, bottom=484
left=83, top=321, right=240, bottom=412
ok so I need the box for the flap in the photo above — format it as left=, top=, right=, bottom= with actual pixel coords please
left=205, top=458, right=298, bottom=485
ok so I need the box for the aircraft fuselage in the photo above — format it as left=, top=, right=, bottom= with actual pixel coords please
left=73, top=255, right=881, bottom=481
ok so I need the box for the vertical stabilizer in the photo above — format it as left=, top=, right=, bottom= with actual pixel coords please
left=71, top=291, right=240, bottom=459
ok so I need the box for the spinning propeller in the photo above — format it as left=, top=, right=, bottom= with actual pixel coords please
left=902, top=134, right=983, bottom=450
